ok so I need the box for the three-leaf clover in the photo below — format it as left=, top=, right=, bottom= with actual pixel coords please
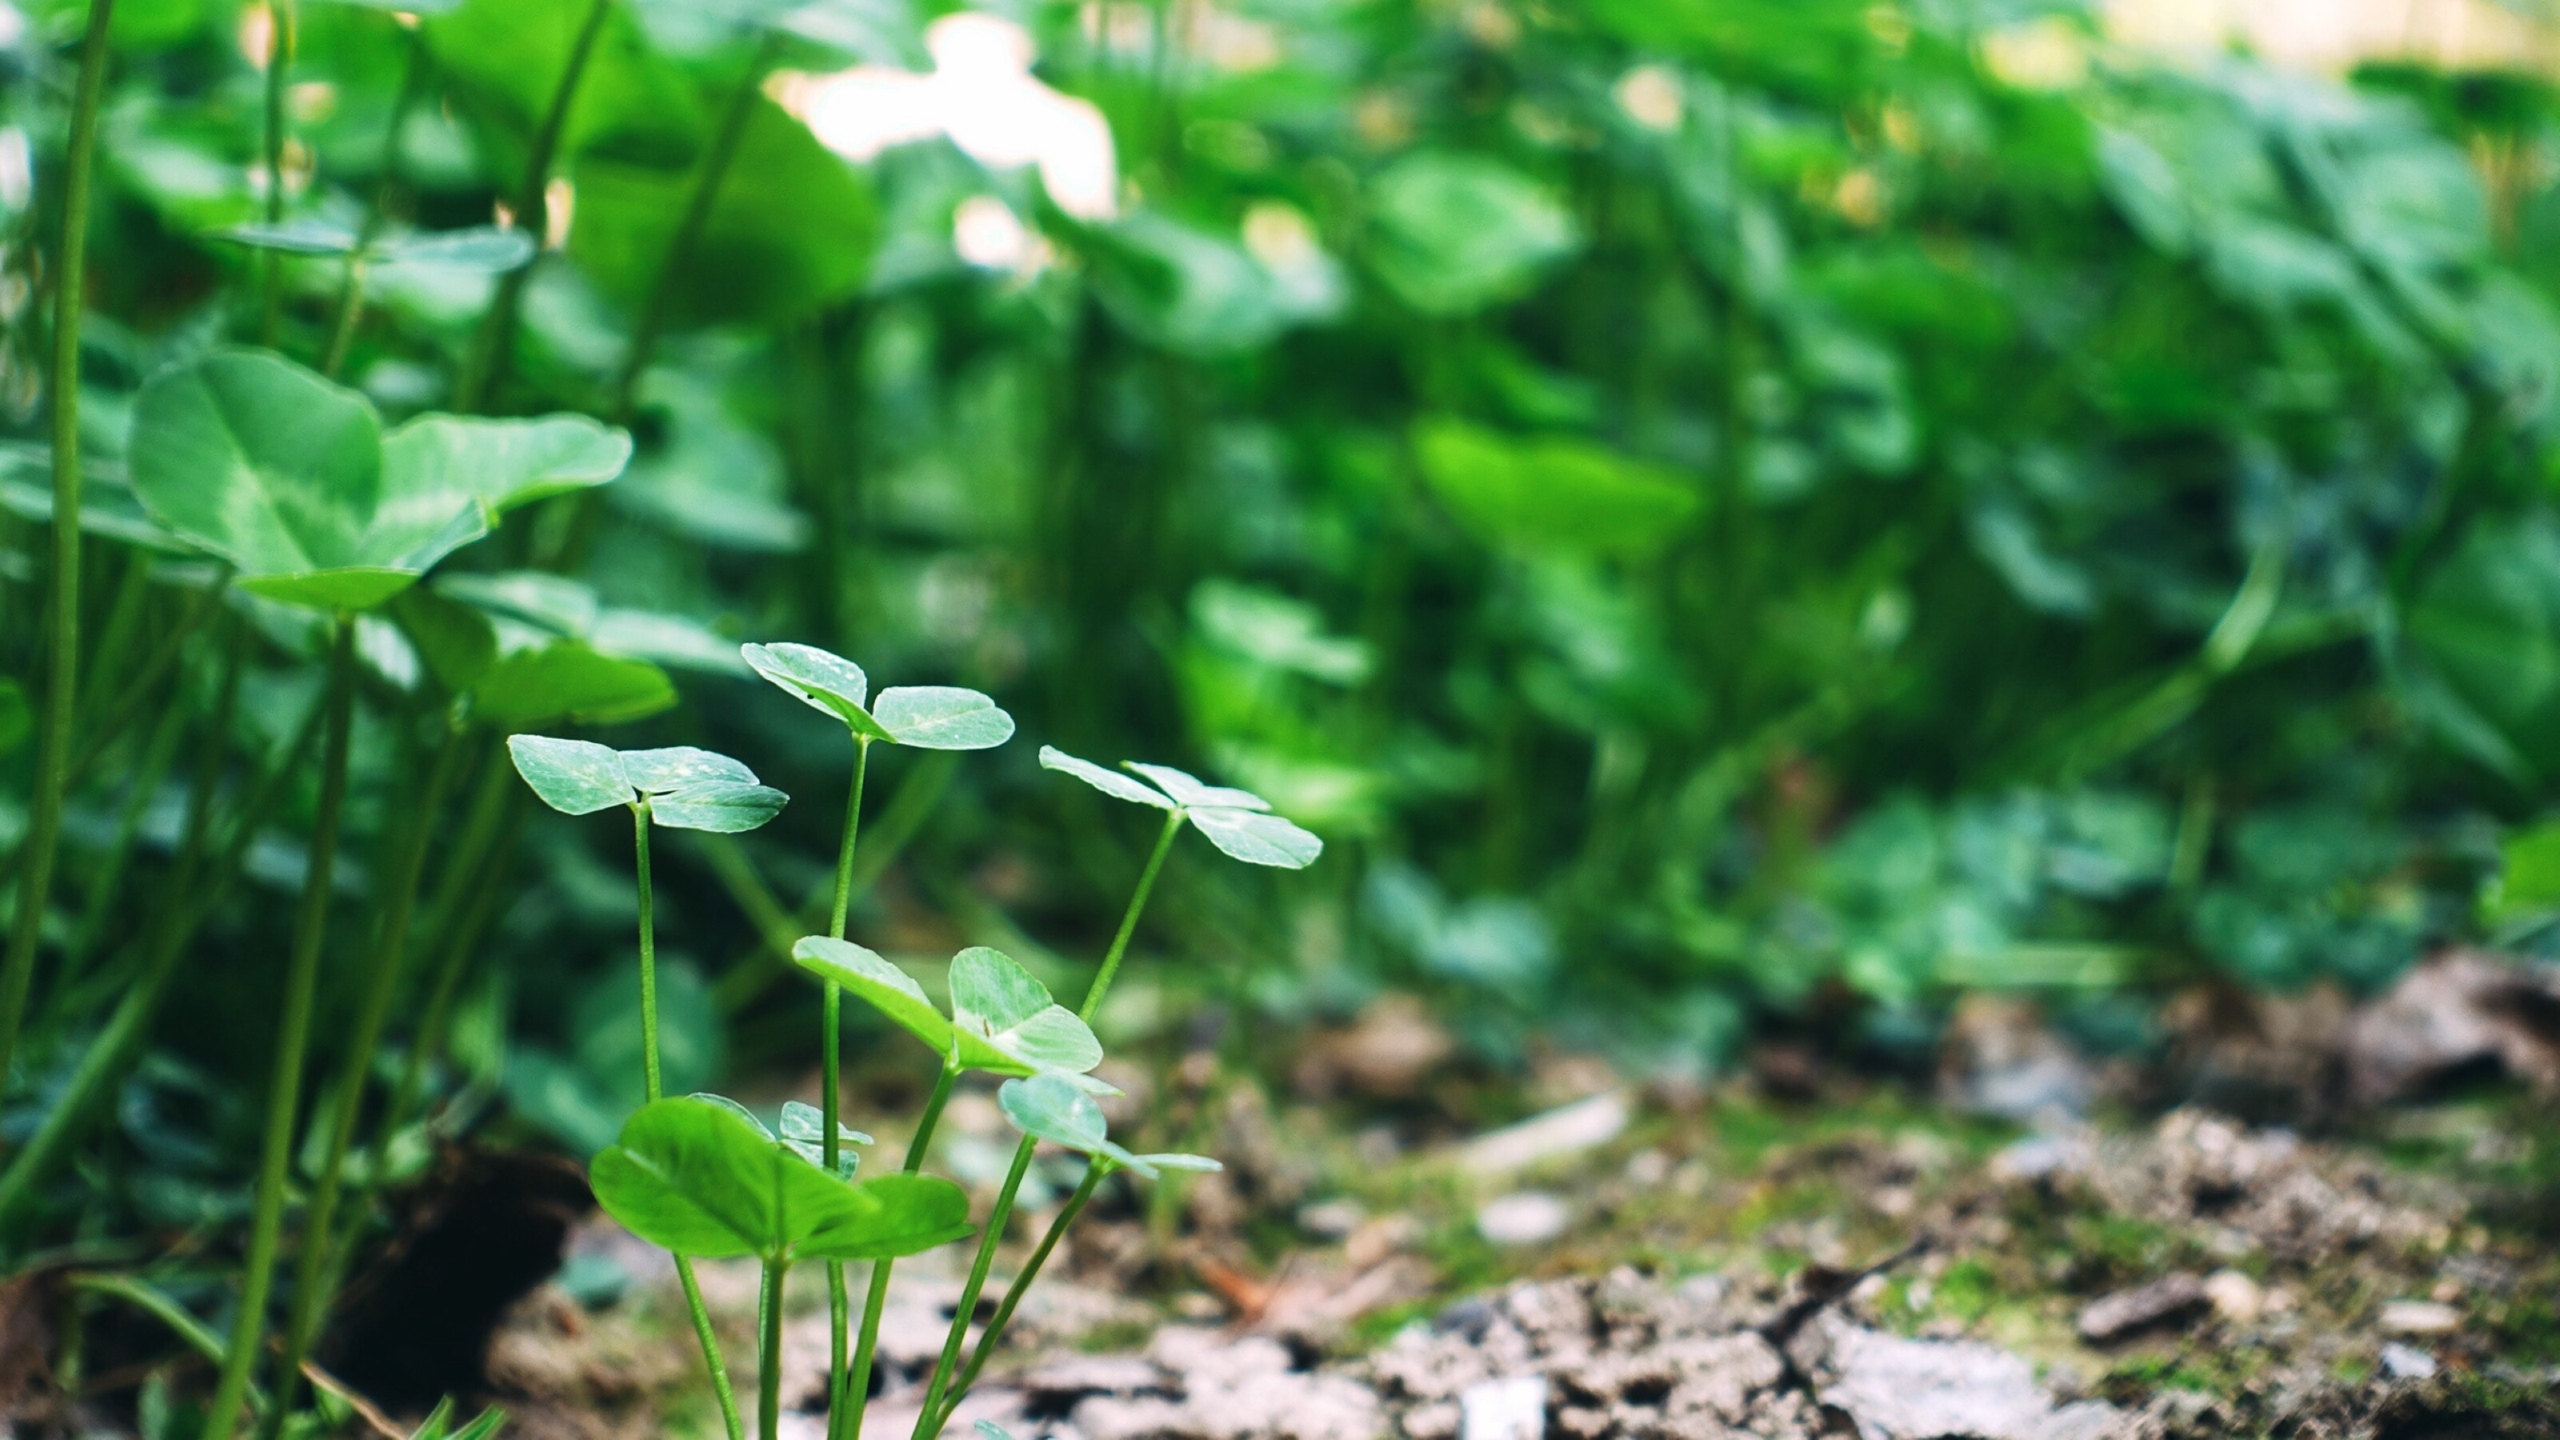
left=589, top=1095, right=971, bottom=1263
left=129, top=349, right=630, bottom=611
left=792, top=940, right=1105, bottom=1080
left=742, top=642, right=1014, bottom=750
left=1039, top=747, right=1322, bottom=868
left=508, top=736, right=787, bottom=833
left=997, top=1073, right=1219, bottom=1181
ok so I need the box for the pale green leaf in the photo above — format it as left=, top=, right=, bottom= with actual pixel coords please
left=872, top=686, right=1014, bottom=749
left=1039, top=746, right=1177, bottom=809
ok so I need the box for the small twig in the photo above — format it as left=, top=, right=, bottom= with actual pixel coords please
left=297, top=1356, right=404, bottom=1440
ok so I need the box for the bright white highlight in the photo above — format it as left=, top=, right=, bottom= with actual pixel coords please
left=777, top=15, right=1120, bottom=221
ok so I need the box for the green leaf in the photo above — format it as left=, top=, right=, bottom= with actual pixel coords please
left=389, top=586, right=500, bottom=694
left=742, top=642, right=882, bottom=734
left=947, top=947, right=1103, bottom=1075
left=381, top=413, right=634, bottom=519
left=1039, top=746, right=1177, bottom=810
left=507, top=735, right=633, bottom=815
left=569, top=98, right=876, bottom=327
left=778, top=1099, right=871, bottom=1178
left=1133, top=1153, right=1223, bottom=1173
left=872, top=686, right=1015, bottom=750
left=620, top=746, right=788, bottom=832
left=211, top=218, right=360, bottom=255
left=2488, top=820, right=2560, bottom=924
left=1412, top=419, right=1701, bottom=561
left=474, top=642, right=677, bottom=727
left=1186, top=805, right=1323, bottom=869
left=1366, top=153, right=1582, bottom=316
left=128, top=350, right=495, bottom=611
left=997, top=1074, right=1154, bottom=1177
left=792, top=939, right=1102, bottom=1077
left=426, top=0, right=703, bottom=177
left=588, top=1095, right=972, bottom=1262
left=650, top=778, right=789, bottom=833
left=373, top=226, right=538, bottom=271
left=1125, top=763, right=1268, bottom=812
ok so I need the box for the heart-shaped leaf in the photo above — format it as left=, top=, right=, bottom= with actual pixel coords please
left=948, top=947, right=1103, bottom=1075
left=474, top=642, right=676, bottom=727
left=382, top=414, right=633, bottom=520
left=1187, top=805, right=1324, bottom=869
left=589, top=1095, right=972, bottom=1262
left=128, top=350, right=492, bottom=611
left=508, top=735, right=631, bottom=815
left=1039, top=747, right=1178, bottom=810
left=793, top=939, right=1103, bottom=1078
left=872, top=686, right=1016, bottom=749
left=1124, top=762, right=1271, bottom=812
left=742, top=641, right=880, bottom=733
left=779, top=1100, right=871, bottom=1178
left=997, top=1074, right=1161, bottom=1177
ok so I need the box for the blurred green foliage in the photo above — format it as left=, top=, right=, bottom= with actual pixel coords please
left=7, top=0, right=2560, bottom=1250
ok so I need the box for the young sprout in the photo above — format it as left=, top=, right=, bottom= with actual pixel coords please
left=792, top=940, right=1100, bottom=1439
left=914, top=1074, right=1217, bottom=1437
left=743, top=640, right=1012, bottom=1436
left=509, top=735, right=787, bottom=1440
left=590, top=1095, right=972, bottom=1440
left=1036, top=747, right=1321, bottom=1020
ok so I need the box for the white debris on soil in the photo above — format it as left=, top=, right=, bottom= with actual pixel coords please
left=1455, top=1375, right=1544, bottom=1440
left=1460, top=1092, right=1631, bottom=1177
left=1474, top=1192, right=1571, bottom=1247
left=2377, top=1299, right=2463, bottom=1337
left=1792, top=1314, right=2126, bottom=1440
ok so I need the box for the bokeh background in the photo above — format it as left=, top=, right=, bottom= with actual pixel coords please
left=11, top=0, right=2560, bottom=1214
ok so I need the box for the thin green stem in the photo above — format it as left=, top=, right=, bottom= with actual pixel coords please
left=62, top=693, right=188, bottom=979
left=824, top=737, right=870, bottom=1405
left=679, top=1254, right=744, bottom=1440
left=1077, top=810, right=1184, bottom=1024
left=321, top=26, right=427, bottom=379
left=913, top=1140, right=1035, bottom=1438
left=635, top=801, right=662, bottom=1099
left=258, top=0, right=294, bottom=345
left=836, top=1061, right=956, bottom=1440
left=453, top=0, right=613, bottom=412
left=760, top=1259, right=787, bottom=1440
left=263, top=728, right=463, bottom=1440
left=607, top=32, right=777, bottom=423
left=930, top=1162, right=1108, bottom=1433
left=0, top=0, right=117, bottom=1097
left=68, top=1273, right=263, bottom=1412
left=204, top=620, right=356, bottom=1440
left=636, top=797, right=745, bottom=1440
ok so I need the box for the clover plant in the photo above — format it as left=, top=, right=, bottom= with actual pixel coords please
left=742, top=641, right=1012, bottom=1434
left=509, top=735, right=789, bottom=1440
left=117, top=346, right=638, bottom=1440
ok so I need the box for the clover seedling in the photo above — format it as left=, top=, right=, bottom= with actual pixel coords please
left=590, top=1095, right=969, bottom=1263
left=593, top=1095, right=971, bottom=1440
left=129, top=350, right=630, bottom=611
left=508, top=737, right=788, bottom=834
left=507, top=736, right=787, bottom=1440
left=743, top=640, right=1015, bottom=1428
left=909, top=1073, right=1217, bottom=1436
left=743, top=642, right=1015, bottom=750
left=1039, top=746, right=1321, bottom=868
left=792, top=940, right=1104, bottom=1081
